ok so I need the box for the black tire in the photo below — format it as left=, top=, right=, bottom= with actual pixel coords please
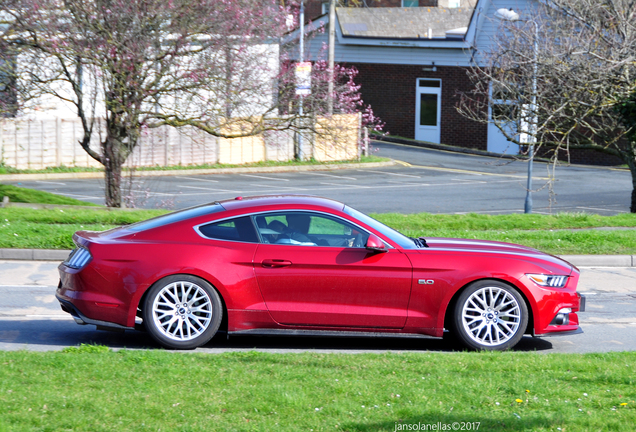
left=142, top=275, right=223, bottom=349
left=452, top=280, right=528, bottom=351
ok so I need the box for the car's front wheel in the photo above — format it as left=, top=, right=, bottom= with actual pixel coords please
left=142, top=275, right=222, bottom=349
left=452, top=280, right=528, bottom=351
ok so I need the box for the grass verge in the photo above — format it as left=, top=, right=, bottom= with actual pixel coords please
left=1, top=207, right=636, bottom=253
left=0, top=207, right=165, bottom=249
left=374, top=212, right=636, bottom=255
left=0, top=184, right=99, bottom=206
left=0, top=156, right=388, bottom=175
left=0, top=348, right=634, bottom=431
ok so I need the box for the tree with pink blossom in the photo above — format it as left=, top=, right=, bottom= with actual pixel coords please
left=1, top=0, right=289, bottom=207
left=1, top=0, right=383, bottom=206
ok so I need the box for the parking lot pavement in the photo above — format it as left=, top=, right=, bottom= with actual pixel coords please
left=5, top=141, right=632, bottom=214
left=10, top=165, right=631, bottom=215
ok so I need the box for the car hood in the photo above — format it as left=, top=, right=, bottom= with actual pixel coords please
left=417, top=237, right=575, bottom=274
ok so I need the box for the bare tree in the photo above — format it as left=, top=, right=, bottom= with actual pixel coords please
left=458, top=0, right=636, bottom=212
left=0, top=0, right=299, bottom=207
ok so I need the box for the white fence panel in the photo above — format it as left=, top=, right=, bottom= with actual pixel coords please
left=1, top=116, right=357, bottom=169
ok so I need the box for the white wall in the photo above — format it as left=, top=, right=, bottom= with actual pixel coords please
left=13, top=43, right=281, bottom=122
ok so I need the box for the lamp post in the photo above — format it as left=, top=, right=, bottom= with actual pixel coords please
left=298, top=1, right=305, bottom=160
left=494, top=8, right=538, bottom=214
left=328, top=0, right=335, bottom=115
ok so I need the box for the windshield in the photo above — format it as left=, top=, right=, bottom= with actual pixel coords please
left=343, top=206, right=420, bottom=249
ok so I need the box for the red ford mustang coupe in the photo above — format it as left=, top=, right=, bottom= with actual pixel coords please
left=57, top=195, right=584, bottom=350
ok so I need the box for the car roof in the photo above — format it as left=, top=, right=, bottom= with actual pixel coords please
left=218, top=195, right=345, bottom=212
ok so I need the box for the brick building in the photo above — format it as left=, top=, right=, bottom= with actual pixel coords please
left=287, top=1, right=493, bottom=152
left=303, top=0, right=473, bottom=21
left=285, top=0, right=624, bottom=165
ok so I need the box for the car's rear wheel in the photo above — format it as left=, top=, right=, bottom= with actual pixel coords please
left=453, top=280, right=528, bottom=351
left=142, top=275, right=222, bottom=349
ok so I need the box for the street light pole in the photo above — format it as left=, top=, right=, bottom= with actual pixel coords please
left=494, top=8, right=538, bottom=214
left=298, top=1, right=305, bottom=160
left=328, top=0, right=335, bottom=115
left=525, top=20, right=538, bottom=214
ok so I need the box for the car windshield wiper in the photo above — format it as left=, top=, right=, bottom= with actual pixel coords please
left=410, top=237, right=429, bottom=248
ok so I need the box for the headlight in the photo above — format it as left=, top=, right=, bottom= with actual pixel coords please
left=64, top=247, right=92, bottom=270
left=526, top=274, right=568, bottom=288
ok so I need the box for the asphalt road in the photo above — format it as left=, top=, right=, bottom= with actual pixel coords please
left=1, top=260, right=635, bottom=354
left=6, top=141, right=632, bottom=215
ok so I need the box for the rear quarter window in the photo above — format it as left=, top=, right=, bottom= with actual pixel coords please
left=127, top=203, right=224, bottom=233
left=197, top=216, right=259, bottom=243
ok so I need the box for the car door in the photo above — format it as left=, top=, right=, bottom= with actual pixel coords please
left=252, top=211, right=413, bottom=328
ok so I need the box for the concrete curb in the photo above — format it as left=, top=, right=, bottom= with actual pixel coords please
left=559, top=255, right=635, bottom=267
left=0, top=161, right=396, bottom=182
left=0, top=248, right=70, bottom=261
left=0, top=248, right=634, bottom=267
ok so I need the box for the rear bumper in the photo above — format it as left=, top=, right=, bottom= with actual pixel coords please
left=56, top=294, right=133, bottom=331
left=58, top=260, right=140, bottom=327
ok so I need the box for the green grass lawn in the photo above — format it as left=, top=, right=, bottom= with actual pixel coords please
left=0, top=348, right=634, bottom=431
left=1, top=206, right=636, bottom=253
left=0, top=184, right=99, bottom=206
left=1, top=184, right=636, bottom=253
left=0, top=207, right=165, bottom=249
left=1, top=185, right=635, bottom=431
left=0, top=156, right=388, bottom=175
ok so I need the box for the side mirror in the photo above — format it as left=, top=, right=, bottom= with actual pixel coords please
left=365, top=234, right=387, bottom=253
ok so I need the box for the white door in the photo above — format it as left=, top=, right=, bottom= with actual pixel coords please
left=487, top=83, right=519, bottom=154
left=415, top=79, right=441, bottom=143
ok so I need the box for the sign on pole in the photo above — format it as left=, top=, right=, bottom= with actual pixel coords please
left=295, top=62, right=312, bottom=96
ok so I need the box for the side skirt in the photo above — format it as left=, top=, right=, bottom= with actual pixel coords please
left=229, top=328, right=442, bottom=339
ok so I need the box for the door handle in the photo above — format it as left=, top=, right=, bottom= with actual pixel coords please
left=261, top=259, right=292, bottom=268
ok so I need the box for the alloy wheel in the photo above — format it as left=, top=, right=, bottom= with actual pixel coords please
left=460, top=285, right=522, bottom=347
left=151, top=281, right=213, bottom=341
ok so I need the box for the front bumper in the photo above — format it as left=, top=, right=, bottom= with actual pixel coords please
left=579, top=293, right=586, bottom=312
left=534, top=292, right=586, bottom=336
left=536, top=327, right=584, bottom=337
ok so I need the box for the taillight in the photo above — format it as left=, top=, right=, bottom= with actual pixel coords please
left=64, top=247, right=92, bottom=269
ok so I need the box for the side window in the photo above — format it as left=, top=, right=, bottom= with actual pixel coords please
left=198, top=216, right=259, bottom=243
left=254, top=212, right=369, bottom=247
left=307, top=216, right=351, bottom=236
